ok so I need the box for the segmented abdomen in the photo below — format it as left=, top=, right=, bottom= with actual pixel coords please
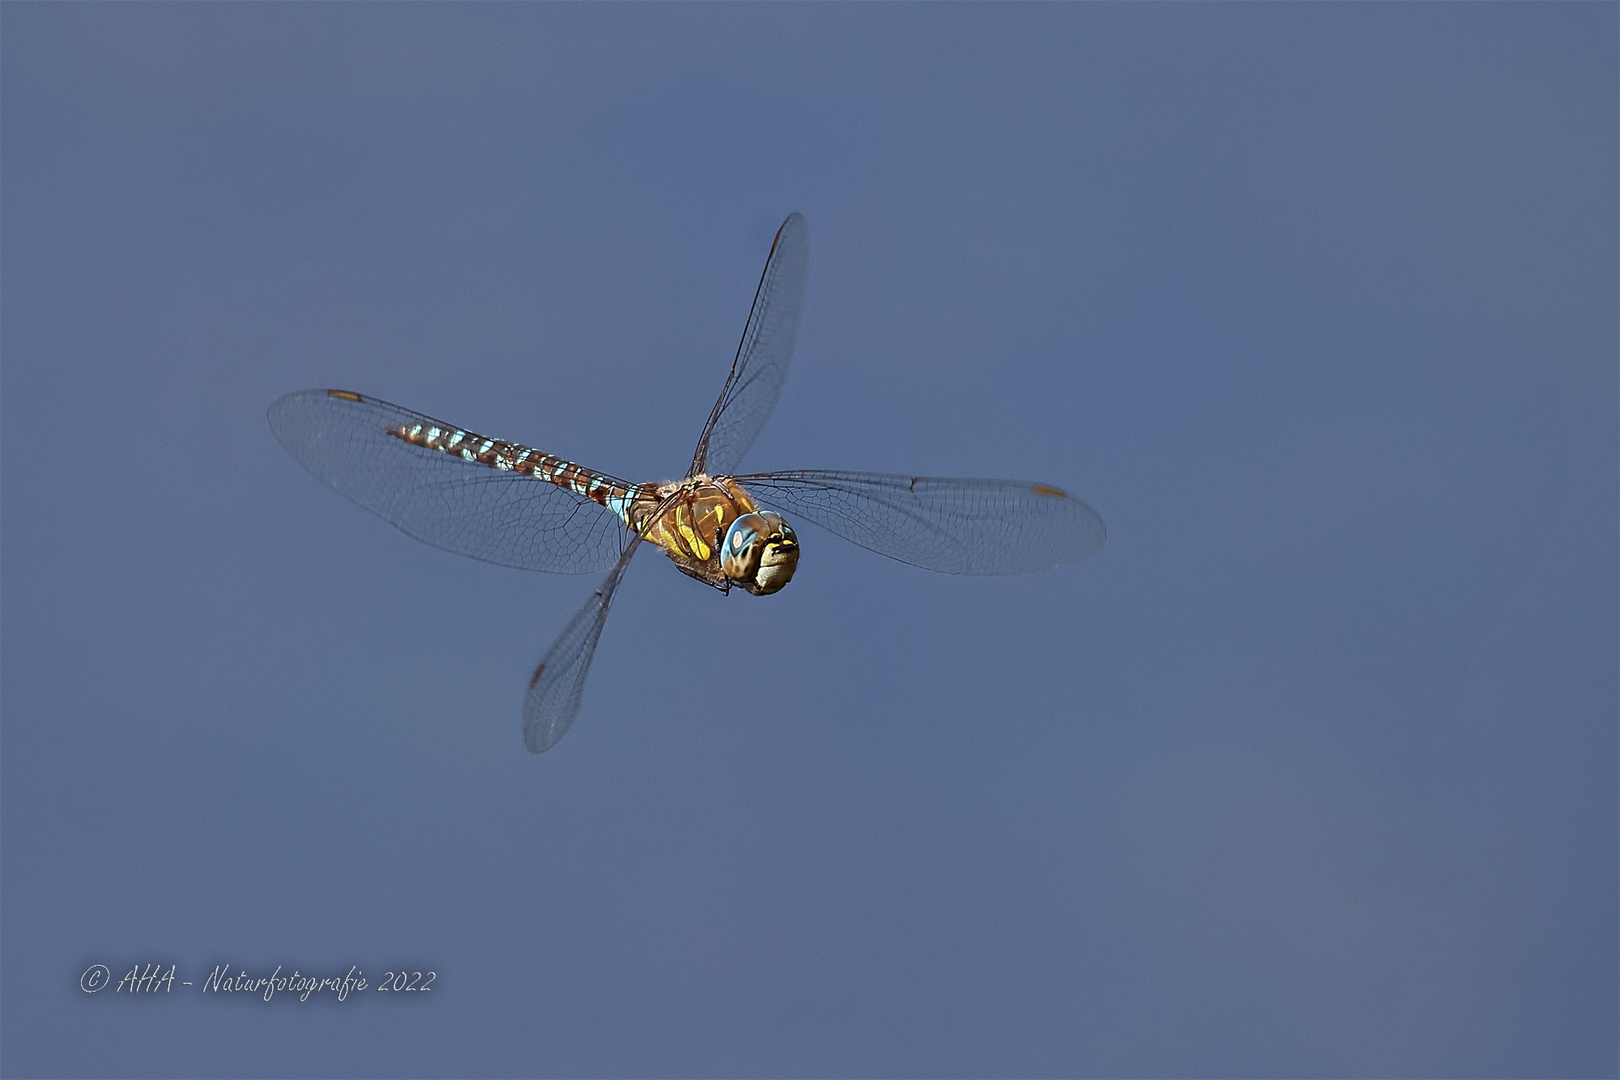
left=386, top=419, right=647, bottom=522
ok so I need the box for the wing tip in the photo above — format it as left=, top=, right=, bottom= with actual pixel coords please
left=1037, top=483, right=1107, bottom=560
left=770, top=211, right=807, bottom=256
left=267, top=387, right=363, bottom=425
left=523, top=710, right=574, bottom=754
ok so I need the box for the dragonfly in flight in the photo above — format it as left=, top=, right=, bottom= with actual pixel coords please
left=269, top=213, right=1106, bottom=753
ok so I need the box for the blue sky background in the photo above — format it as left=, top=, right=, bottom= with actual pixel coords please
left=3, top=5, right=1615, bottom=1077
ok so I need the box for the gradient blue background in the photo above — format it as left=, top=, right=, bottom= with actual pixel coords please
left=3, top=5, right=1615, bottom=1077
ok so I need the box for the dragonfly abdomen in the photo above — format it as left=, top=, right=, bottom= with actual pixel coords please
left=385, top=418, right=641, bottom=517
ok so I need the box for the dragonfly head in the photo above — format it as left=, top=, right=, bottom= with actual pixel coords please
left=722, top=512, right=799, bottom=596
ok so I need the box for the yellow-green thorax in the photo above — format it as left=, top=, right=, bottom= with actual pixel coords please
left=628, top=476, right=799, bottom=594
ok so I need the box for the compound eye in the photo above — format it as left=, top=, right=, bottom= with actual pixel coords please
left=721, top=512, right=800, bottom=595
left=721, top=515, right=767, bottom=579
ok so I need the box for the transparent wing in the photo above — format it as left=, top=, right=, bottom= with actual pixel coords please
left=736, top=470, right=1106, bottom=575
left=523, top=536, right=642, bottom=753
left=690, top=212, right=809, bottom=477
left=268, top=389, right=629, bottom=574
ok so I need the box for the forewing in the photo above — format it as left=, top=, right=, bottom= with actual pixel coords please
left=690, top=213, right=809, bottom=477
left=268, top=389, right=628, bottom=574
left=737, top=470, right=1106, bottom=575
left=523, top=536, right=642, bottom=753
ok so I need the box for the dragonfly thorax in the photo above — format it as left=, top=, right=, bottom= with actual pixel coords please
left=630, top=476, right=797, bottom=595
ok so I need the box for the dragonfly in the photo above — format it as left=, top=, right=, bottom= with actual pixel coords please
left=269, top=213, right=1106, bottom=753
